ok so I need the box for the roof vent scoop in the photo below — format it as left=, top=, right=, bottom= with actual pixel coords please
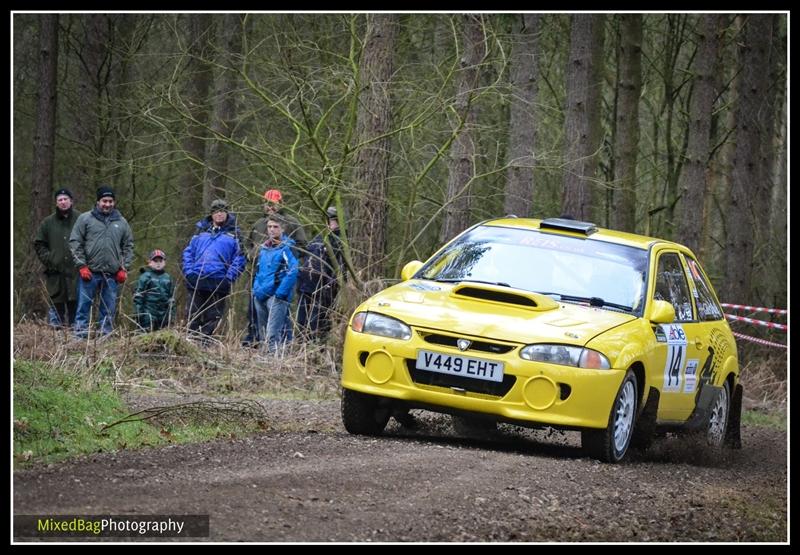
left=456, top=287, right=537, bottom=307
left=451, top=283, right=559, bottom=311
left=540, top=218, right=598, bottom=235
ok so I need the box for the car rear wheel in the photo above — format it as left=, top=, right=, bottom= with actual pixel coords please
left=341, top=388, right=390, bottom=435
left=582, top=370, right=638, bottom=463
left=706, top=381, right=730, bottom=448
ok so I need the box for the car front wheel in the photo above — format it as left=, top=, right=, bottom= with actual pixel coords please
left=582, top=370, right=638, bottom=463
left=341, top=388, right=390, bottom=436
left=706, top=381, right=730, bottom=448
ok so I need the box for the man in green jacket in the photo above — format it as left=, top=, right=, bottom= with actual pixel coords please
left=69, top=185, right=134, bottom=337
left=33, top=188, right=81, bottom=327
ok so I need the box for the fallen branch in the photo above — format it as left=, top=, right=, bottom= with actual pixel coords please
left=99, top=399, right=268, bottom=432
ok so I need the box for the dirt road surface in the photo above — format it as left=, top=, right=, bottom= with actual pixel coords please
left=13, top=399, right=787, bottom=542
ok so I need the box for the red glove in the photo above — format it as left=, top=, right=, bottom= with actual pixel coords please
left=79, top=266, right=92, bottom=281
left=115, top=269, right=127, bottom=284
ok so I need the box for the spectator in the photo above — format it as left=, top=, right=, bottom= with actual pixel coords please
left=253, top=216, right=299, bottom=353
left=182, top=199, right=246, bottom=339
left=69, top=185, right=134, bottom=338
left=243, top=188, right=308, bottom=347
left=133, top=249, right=176, bottom=332
left=297, top=206, right=344, bottom=340
left=33, top=188, right=81, bottom=328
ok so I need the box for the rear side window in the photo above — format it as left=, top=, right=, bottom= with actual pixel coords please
left=685, top=257, right=724, bottom=321
left=654, top=253, right=694, bottom=322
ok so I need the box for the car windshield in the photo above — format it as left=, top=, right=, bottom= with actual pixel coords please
left=418, top=225, right=648, bottom=314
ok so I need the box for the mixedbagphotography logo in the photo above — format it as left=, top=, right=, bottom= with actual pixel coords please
left=14, top=515, right=210, bottom=538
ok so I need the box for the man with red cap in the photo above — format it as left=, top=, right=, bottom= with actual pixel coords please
left=242, top=188, right=308, bottom=347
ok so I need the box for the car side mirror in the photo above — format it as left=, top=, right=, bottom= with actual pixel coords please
left=400, top=260, right=424, bottom=281
left=649, top=299, right=676, bottom=324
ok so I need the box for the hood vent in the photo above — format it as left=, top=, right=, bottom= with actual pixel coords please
left=454, top=286, right=538, bottom=307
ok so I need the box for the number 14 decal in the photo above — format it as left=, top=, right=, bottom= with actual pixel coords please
left=661, top=324, right=687, bottom=392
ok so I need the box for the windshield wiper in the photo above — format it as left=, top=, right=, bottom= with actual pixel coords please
left=535, top=292, right=633, bottom=312
left=432, top=278, right=511, bottom=287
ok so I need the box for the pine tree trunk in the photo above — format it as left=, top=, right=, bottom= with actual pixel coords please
left=562, top=14, right=605, bottom=221
left=676, top=14, right=720, bottom=253
left=179, top=14, right=213, bottom=222
left=753, top=15, right=783, bottom=306
left=73, top=14, right=109, bottom=199
left=503, top=14, right=539, bottom=218
left=204, top=14, right=244, bottom=207
left=611, top=14, right=642, bottom=233
left=724, top=15, right=773, bottom=304
left=349, top=14, right=397, bottom=281
left=31, top=14, right=58, bottom=234
left=440, top=15, right=484, bottom=243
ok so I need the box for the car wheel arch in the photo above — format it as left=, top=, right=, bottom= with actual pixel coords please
left=629, top=361, right=646, bottom=412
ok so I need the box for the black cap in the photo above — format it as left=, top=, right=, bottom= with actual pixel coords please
left=210, top=199, right=229, bottom=213
left=96, top=185, right=115, bottom=201
left=54, top=188, right=73, bottom=200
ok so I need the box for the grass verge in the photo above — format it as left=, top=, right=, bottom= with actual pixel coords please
left=741, top=409, right=787, bottom=431
left=13, top=359, right=264, bottom=468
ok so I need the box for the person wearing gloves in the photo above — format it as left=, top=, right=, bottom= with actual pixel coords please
left=182, top=199, right=246, bottom=339
left=252, top=216, right=299, bottom=353
left=69, top=185, right=134, bottom=338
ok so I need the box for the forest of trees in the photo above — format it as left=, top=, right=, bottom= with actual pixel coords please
left=13, top=12, right=788, bottom=323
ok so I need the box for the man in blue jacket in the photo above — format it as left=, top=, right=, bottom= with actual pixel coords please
left=182, top=199, right=246, bottom=338
left=253, top=216, right=299, bottom=353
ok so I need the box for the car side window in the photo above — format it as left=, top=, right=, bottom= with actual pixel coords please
left=654, top=253, right=694, bottom=322
left=685, top=257, right=724, bottom=321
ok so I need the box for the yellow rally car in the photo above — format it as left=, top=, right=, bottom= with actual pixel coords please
left=340, top=218, right=742, bottom=462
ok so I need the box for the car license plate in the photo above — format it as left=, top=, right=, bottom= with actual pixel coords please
left=416, top=350, right=504, bottom=383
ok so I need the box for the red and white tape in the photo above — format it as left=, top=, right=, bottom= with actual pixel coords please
left=731, top=331, right=787, bottom=349
left=721, top=303, right=787, bottom=316
left=724, top=313, right=788, bottom=331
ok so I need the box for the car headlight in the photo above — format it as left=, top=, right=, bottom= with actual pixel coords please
left=519, top=344, right=611, bottom=369
left=351, top=311, right=412, bottom=341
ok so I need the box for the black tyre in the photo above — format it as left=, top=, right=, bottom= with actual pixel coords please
left=341, top=388, right=390, bottom=436
left=451, top=414, right=497, bottom=438
left=706, top=381, right=730, bottom=448
left=582, top=370, right=638, bottom=463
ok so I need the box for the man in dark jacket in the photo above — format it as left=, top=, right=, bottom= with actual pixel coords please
left=69, top=185, right=134, bottom=337
left=182, top=199, right=247, bottom=338
left=33, top=188, right=81, bottom=327
left=296, top=206, right=344, bottom=340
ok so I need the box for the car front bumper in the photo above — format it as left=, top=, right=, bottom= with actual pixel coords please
left=341, top=327, right=627, bottom=430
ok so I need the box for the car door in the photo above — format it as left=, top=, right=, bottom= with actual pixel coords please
left=649, top=248, right=706, bottom=421
left=683, top=255, right=735, bottom=393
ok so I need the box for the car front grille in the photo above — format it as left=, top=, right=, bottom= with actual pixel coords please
left=419, top=332, right=516, bottom=355
left=406, top=360, right=516, bottom=397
